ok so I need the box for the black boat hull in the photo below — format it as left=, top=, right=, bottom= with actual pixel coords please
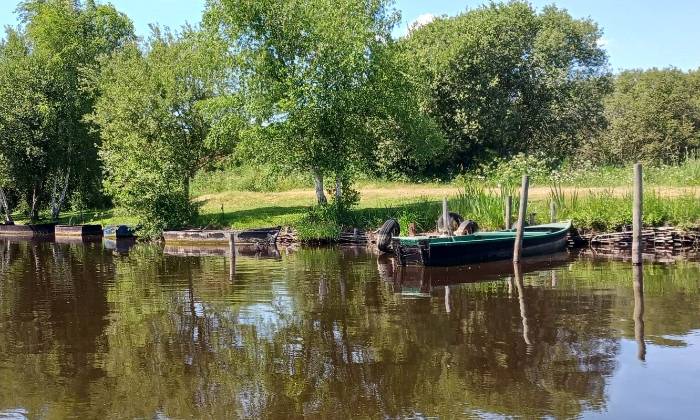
left=394, top=228, right=569, bottom=266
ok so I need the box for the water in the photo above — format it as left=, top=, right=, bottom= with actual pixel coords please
left=0, top=238, right=699, bottom=419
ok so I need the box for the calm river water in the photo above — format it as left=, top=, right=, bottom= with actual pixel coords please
left=0, top=238, right=699, bottom=419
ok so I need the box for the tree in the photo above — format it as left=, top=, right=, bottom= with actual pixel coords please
left=204, top=0, right=442, bottom=205
left=0, top=0, right=134, bottom=221
left=401, top=2, right=611, bottom=173
left=0, top=29, right=58, bottom=221
left=91, top=29, right=239, bottom=237
left=581, top=68, right=700, bottom=164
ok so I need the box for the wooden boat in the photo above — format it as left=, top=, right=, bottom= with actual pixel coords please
left=392, top=221, right=572, bottom=266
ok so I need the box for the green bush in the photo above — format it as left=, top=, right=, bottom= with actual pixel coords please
left=133, top=192, right=199, bottom=239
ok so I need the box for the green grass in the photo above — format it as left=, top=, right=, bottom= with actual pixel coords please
left=10, top=160, right=700, bottom=241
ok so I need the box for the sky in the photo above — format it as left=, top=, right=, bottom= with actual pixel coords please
left=1, top=0, right=699, bottom=72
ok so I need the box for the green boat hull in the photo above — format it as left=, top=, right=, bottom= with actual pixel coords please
left=392, top=221, right=572, bottom=266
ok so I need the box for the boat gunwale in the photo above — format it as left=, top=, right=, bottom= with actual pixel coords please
left=394, top=221, right=572, bottom=247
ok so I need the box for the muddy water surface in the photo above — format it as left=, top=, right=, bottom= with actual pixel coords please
left=0, top=239, right=699, bottom=418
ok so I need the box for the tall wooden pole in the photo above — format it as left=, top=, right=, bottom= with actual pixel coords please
left=513, top=175, right=529, bottom=263
left=632, top=163, right=643, bottom=265
left=442, top=197, right=452, bottom=236
left=504, top=196, right=512, bottom=230
left=550, top=200, right=557, bottom=223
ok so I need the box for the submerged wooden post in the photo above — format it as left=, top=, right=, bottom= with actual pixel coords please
left=442, top=197, right=452, bottom=236
left=513, top=175, right=530, bottom=263
left=632, top=163, right=643, bottom=265
left=229, top=231, right=236, bottom=280
left=550, top=200, right=557, bottom=223
left=504, top=196, right=512, bottom=230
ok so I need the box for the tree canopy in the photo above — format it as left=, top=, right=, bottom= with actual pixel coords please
left=582, top=68, right=700, bottom=164
left=0, top=0, right=134, bottom=220
left=204, top=0, right=443, bottom=204
left=401, top=2, right=611, bottom=172
left=91, top=29, right=240, bottom=236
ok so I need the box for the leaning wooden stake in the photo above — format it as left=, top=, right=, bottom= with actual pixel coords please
left=442, top=197, right=452, bottom=236
left=504, top=196, right=512, bottom=230
left=632, top=163, right=643, bottom=265
left=550, top=200, right=557, bottom=223
left=513, top=175, right=529, bottom=263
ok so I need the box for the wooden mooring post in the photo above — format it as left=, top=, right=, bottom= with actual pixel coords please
left=513, top=175, right=529, bottom=263
left=632, top=163, right=643, bottom=265
left=550, top=200, right=557, bottom=223
left=504, top=196, right=512, bottom=230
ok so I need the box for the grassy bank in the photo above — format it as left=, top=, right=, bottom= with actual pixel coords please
left=11, top=161, right=700, bottom=242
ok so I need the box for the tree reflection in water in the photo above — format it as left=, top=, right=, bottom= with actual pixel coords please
left=0, top=242, right=698, bottom=418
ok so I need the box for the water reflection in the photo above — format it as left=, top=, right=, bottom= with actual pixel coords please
left=633, top=264, right=646, bottom=361
left=0, top=240, right=699, bottom=418
left=513, top=263, right=533, bottom=351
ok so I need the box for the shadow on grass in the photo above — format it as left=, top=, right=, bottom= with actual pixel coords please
left=197, top=200, right=445, bottom=231
left=197, top=205, right=309, bottom=228
left=11, top=209, right=116, bottom=225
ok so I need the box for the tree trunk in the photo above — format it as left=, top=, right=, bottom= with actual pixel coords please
left=312, top=169, right=327, bottom=205
left=51, top=168, right=71, bottom=221
left=29, top=186, right=40, bottom=222
left=183, top=176, right=191, bottom=199
left=0, top=187, right=12, bottom=223
left=335, top=176, right=342, bottom=201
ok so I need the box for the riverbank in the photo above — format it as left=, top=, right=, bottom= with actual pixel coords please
left=12, top=182, right=700, bottom=243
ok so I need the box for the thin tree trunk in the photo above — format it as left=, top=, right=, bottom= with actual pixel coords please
left=29, top=186, right=40, bottom=222
left=0, top=187, right=12, bottom=223
left=312, top=169, right=327, bottom=205
left=183, top=176, right=190, bottom=199
left=335, top=176, right=342, bottom=202
left=51, top=168, right=70, bottom=221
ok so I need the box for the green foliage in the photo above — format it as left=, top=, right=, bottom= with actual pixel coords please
left=91, top=29, right=237, bottom=237
left=453, top=182, right=511, bottom=230
left=402, top=1, right=611, bottom=173
left=205, top=0, right=443, bottom=203
left=295, top=184, right=361, bottom=242
left=0, top=0, right=134, bottom=219
left=135, top=191, right=200, bottom=239
left=582, top=68, right=700, bottom=165
left=473, top=153, right=554, bottom=191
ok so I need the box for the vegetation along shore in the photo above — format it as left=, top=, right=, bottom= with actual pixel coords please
left=1, top=0, right=699, bottom=242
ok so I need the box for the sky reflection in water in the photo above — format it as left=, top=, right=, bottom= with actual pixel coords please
left=0, top=239, right=699, bottom=418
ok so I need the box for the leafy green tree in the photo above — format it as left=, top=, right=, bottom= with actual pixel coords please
left=0, top=0, right=134, bottom=220
left=205, top=0, right=442, bottom=204
left=0, top=28, right=58, bottom=220
left=402, top=1, right=611, bottom=173
left=91, top=30, right=239, bottom=237
left=582, top=68, right=700, bottom=164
